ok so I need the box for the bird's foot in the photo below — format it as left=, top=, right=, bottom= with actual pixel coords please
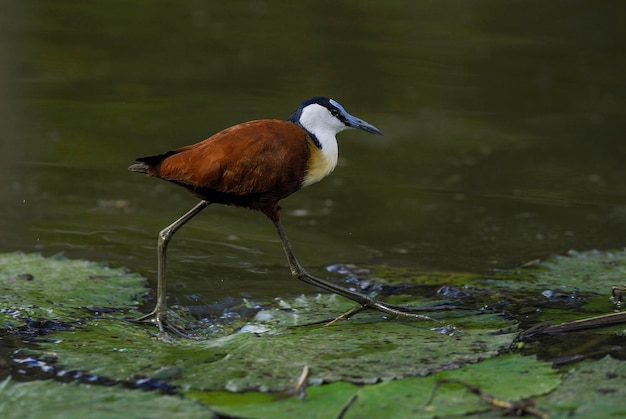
left=363, top=299, right=439, bottom=322
left=290, top=266, right=440, bottom=323
left=132, top=307, right=189, bottom=338
left=323, top=300, right=439, bottom=327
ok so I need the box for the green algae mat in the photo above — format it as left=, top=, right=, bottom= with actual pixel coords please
left=1, top=251, right=625, bottom=418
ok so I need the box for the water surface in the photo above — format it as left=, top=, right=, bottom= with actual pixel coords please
left=2, top=1, right=626, bottom=308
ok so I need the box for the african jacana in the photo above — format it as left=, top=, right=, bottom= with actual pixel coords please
left=130, top=97, right=430, bottom=333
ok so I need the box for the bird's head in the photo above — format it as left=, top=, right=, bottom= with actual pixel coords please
left=289, top=97, right=382, bottom=138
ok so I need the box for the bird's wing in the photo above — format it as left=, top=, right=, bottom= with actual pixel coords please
left=149, top=120, right=310, bottom=196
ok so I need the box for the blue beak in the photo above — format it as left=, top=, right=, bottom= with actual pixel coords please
left=345, top=113, right=383, bottom=135
left=329, top=99, right=382, bottom=135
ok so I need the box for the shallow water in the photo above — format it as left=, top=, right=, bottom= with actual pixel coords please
left=2, top=1, right=626, bottom=308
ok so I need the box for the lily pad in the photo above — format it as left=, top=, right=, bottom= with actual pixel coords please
left=187, top=354, right=559, bottom=419
left=532, top=249, right=626, bottom=295
left=35, top=303, right=514, bottom=392
left=0, top=252, right=146, bottom=329
left=508, top=249, right=626, bottom=333
left=0, top=378, right=210, bottom=419
left=3, top=250, right=626, bottom=418
left=539, top=355, right=626, bottom=417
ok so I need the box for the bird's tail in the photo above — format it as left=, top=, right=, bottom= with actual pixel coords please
left=128, top=163, right=148, bottom=173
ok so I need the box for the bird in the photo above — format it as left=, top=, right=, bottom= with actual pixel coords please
left=129, top=96, right=431, bottom=333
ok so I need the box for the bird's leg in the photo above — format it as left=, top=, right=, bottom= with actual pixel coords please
left=135, top=200, right=211, bottom=333
left=273, top=221, right=435, bottom=322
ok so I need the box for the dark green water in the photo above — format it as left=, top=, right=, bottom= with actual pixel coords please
left=2, top=1, right=626, bottom=308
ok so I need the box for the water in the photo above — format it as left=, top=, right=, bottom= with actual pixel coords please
left=2, top=1, right=626, bottom=309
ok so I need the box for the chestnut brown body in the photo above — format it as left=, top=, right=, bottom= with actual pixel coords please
left=130, top=120, right=313, bottom=222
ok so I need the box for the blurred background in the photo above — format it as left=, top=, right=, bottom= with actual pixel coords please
left=1, top=1, right=625, bottom=308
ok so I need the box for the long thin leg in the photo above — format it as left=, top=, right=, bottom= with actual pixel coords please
left=274, top=221, right=435, bottom=321
left=136, top=200, right=211, bottom=332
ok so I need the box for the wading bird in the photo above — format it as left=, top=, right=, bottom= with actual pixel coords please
left=130, top=97, right=430, bottom=333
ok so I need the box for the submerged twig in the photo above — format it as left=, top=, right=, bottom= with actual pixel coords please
left=516, top=311, right=626, bottom=339
left=336, top=395, right=358, bottom=419
left=275, top=365, right=310, bottom=400
left=292, top=365, right=310, bottom=400
left=426, top=378, right=550, bottom=419
left=325, top=306, right=367, bottom=327
left=611, top=285, right=625, bottom=305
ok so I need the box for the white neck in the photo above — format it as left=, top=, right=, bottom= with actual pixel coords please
left=298, top=104, right=345, bottom=186
left=298, top=103, right=345, bottom=167
left=314, top=126, right=339, bottom=160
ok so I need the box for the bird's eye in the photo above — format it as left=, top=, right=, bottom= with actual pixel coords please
left=330, top=109, right=341, bottom=117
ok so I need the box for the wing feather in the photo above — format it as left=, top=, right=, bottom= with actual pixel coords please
left=140, top=120, right=310, bottom=197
